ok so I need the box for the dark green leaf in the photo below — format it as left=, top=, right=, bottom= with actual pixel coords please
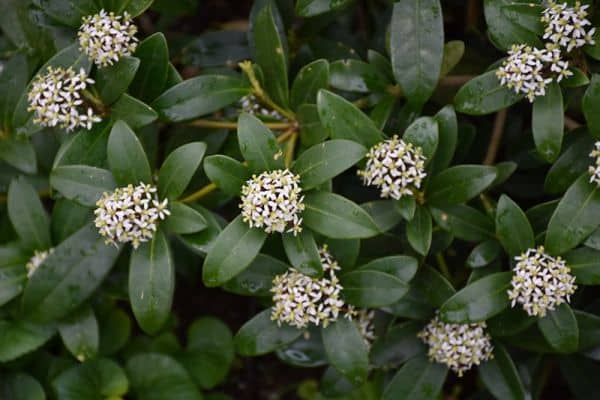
left=411, top=265, right=456, bottom=308
left=560, top=356, right=600, bottom=399
left=583, top=74, right=600, bottom=139
left=564, top=247, right=600, bottom=285
left=0, top=138, right=37, bottom=174
left=0, top=320, right=55, bottom=362
left=361, top=200, right=403, bottom=232
left=163, top=202, right=208, bottom=234
left=466, top=240, right=502, bottom=268
left=0, top=373, right=45, bottom=400
left=295, top=0, right=352, bottom=17
left=478, top=343, right=527, bottom=400
left=403, top=117, right=439, bottom=163
left=406, top=206, right=432, bottom=255
left=223, top=254, right=288, bottom=296
left=110, top=94, right=158, bottom=129
left=53, top=120, right=111, bottom=168
left=0, top=53, right=29, bottom=131
left=50, top=165, right=116, bottom=207
left=440, top=40, right=465, bottom=78
left=322, top=317, right=369, bottom=385
left=395, top=196, right=416, bottom=221
left=537, top=303, right=578, bottom=353
left=545, top=135, right=594, bottom=194
left=235, top=309, right=302, bottom=356
left=53, top=358, right=128, bottom=400
left=383, top=356, right=448, bottom=400
left=340, top=270, right=408, bottom=307
left=371, top=321, right=425, bottom=368
left=58, top=306, right=99, bottom=362
left=298, top=104, right=327, bottom=147
left=532, top=81, right=563, bottom=162
left=484, top=0, right=542, bottom=50
left=329, top=59, right=389, bottom=93
left=158, top=142, right=207, bottom=200
left=204, top=155, right=251, bottom=196
left=237, top=112, right=284, bottom=172
left=96, top=56, right=140, bottom=105
left=431, top=205, right=494, bottom=242
left=290, top=59, right=329, bottom=110
left=562, top=67, right=589, bottom=88
left=454, top=70, right=523, bottom=115
left=430, top=105, right=458, bottom=173
left=358, top=255, right=418, bottom=282
left=130, top=33, right=170, bottom=103
left=496, top=195, right=535, bottom=257
left=426, top=165, right=497, bottom=206
left=575, top=310, right=600, bottom=351
left=107, top=120, right=152, bottom=185
left=7, top=177, right=51, bottom=250
left=282, top=230, right=322, bottom=276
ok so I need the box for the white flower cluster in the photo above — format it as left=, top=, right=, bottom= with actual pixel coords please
left=357, top=135, right=426, bottom=200
left=496, top=44, right=572, bottom=102
left=26, top=248, right=54, bottom=278
left=27, top=66, right=101, bottom=132
left=239, top=94, right=286, bottom=121
left=240, top=169, right=304, bottom=235
left=418, top=316, right=494, bottom=377
left=271, top=246, right=353, bottom=329
left=508, top=246, right=577, bottom=317
left=355, top=309, right=376, bottom=347
left=542, top=1, right=595, bottom=52
left=94, top=183, right=170, bottom=249
left=78, top=9, right=138, bottom=67
left=589, top=141, right=600, bottom=186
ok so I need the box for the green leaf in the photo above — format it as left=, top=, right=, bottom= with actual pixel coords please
left=454, top=70, right=523, bottom=115
left=575, top=310, right=600, bottom=350
left=0, top=320, right=55, bottom=362
left=250, top=1, right=289, bottom=107
left=158, top=142, right=207, bottom=200
left=298, top=104, right=327, bottom=147
left=0, top=373, right=45, bottom=400
left=382, top=356, right=448, bottom=400
left=545, top=174, right=600, bottom=255
left=411, top=265, right=456, bottom=308
left=295, top=0, right=352, bottom=17
left=362, top=200, right=403, bottom=232
left=98, top=308, right=131, bottom=356
left=430, top=105, right=458, bottom=173
left=390, top=0, right=444, bottom=106
left=22, top=223, right=121, bottom=322
left=439, top=272, right=512, bottom=323
left=317, top=90, right=384, bottom=148
left=235, top=309, right=302, bottom=356
left=40, top=0, right=98, bottom=27
left=358, top=255, right=418, bottom=282
left=0, top=246, right=27, bottom=306
left=127, top=353, right=202, bottom=400
left=440, top=40, right=465, bottom=78
left=532, top=81, right=563, bottom=162
left=7, top=177, right=51, bottom=250
left=0, top=52, right=29, bottom=131
left=537, top=303, right=578, bottom=353
left=303, top=191, right=380, bottom=239
left=237, top=112, right=284, bottom=173
left=202, top=215, right=267, bottom=287
left=431, top=205, right=494, bottom=242
left=484, top=0, right=542, bottom=50
left=0, top=138, right=37, bottom=174
left=340, top=270, right=408, bottom=308
left=478, top=343, right=527, bottom=400
left=163, top=202, right=208, bottom=234
left=129, top=230, right=174, bottom=335
left=58, top=306, right=99, bottom=362
left=290, top=59, right=329, bottom=110
left=292, top=140, right=366, bottom=190
left=403, top=117, right=439, bottom=163
left=544, top=135, right=594, bottom=194
left=395, top=196, right=416, bottom=221
left=107, top=120, right=152, bottom=185
left=53, top=358, right=128, bottom=400
left=329, top=59, right=390, bottom=94
left=110, top=94, right=158, bottom=129
left=583, top=74, right=600, bottom=139
left=564, top=247, right=600, bottom=285
left=282, top=230, right=322, bottom=276
left=53, top=120, right=111, bottom=168
left=50, top=165, right=116, bottom=207
left=561, top=67, right=589, bottom=88
left=466, top=240, right=502, bottom=268
left=500, top=3, right=544, bottom=35
left=223, top=254, right=288, bottom=296
left=406, top=206, right=432, bottom=256
left=371, top=321, right=426, bottom=368
left=204, top=155, right=251, bottom=197
left=426, top=165, right=497, bottom=206
left=496, top=195, right=535, bottom=257
left=152, top=75, right=250, bottom=122
left=95, top=56, right=140, bottom=105
left=321, top=317, right=369, bottom=385
left=560, top=356, right=600, bottom=399
left=129, top=33, right=170, bottom=103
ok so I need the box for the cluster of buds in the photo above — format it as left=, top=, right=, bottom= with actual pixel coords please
left=78, top=9, right=138, bottom=67
left=589, top=141, right=600, bottom=186
left=27, top=66, right=101, bottom=132
left=542, top=1, right=595, bottom=52
left=508, top=246, right=577, bottom=317
left=357, top=135, right=426, bottom=200
left=94, top=183, right=170, bottom=249
left=240, top=169, right=304, bottom=235
left=418, top=316, right=494, bottom=377
left=239, top=94, right=286, bottom=121
left=496, top=45, right=572, bottom=102
left=270, top=246, right=353, bottom=329
left=25, top=249, right=54, bottom=278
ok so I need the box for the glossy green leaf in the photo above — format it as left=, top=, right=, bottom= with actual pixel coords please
left=53, top=120, right=111, bottom=168
left=440, top=40, right=465, bottom=78
left=383, top=356, right=448, bottom=400
left=361, top=200, right=403, bottom=232
left=403, top=117, right=439, bottom=162
left=371, top=321, right=426, bottom=368
left=330, top=59, right=389, bottom=94
left=237, top=112, right=284, bottom=173
left=544, top=135, right=594, bottom=194
left=322, top=317, right=369, bottom=385
left=282, top=230, right=322, bottom=276
left=158, top=142, right=207, bottom=200
left=583, top=74, right=600, bottom=139
left=564, top=247, right=600, bottom=285
left=0, top=320, right=55, bottom=362
left=496, top=195, right=535, bottom=257
left=0, top=51, right=29, bottom=131
left=295, top=0, right=352, bottom=16
left=561, top=67, right=589, bottom=88
left=110, top=94, right=158, bottom=129
left=204, top=154, right=251, bottom=196
left=50, top=165, right=116, bottom=207
left=107, top=120, right=152, bottom=185
left=40, top=0, right=97, bottom=26
left=532, top=81, right=563, bottom=162
left=484, top=0, right=542, bottom=50
left=0, top=373, right=45, bottom=400
left=575, top=310, right=600, bottom=351
left=426, top=165, right=497, bottom=206
left=431, top=205, right=494, bottom=242
left=53, top=358, right=128, bottom=400
left=537, top=303, right=578, bottom=353
left=454, top=70, right=523, bottom=115
left=163, top=202, right=208, bottom=234
left=411, top=265, right=456, bottom=308
left=478, top=343, right=527, bottom=400
left=358, top=255, right=418, bottom=282
left=58, top=306, right=99, bottom=362
left=129, top=33, right=170, bottom=103
left=0, top=138, right=37, bottom=174
left=466, top=240, right=502, bottom=268
left=395, top=196, right=416, bottom=221
left=290, top=59, right=329, bottom=110
left=340, top=270, right=408, bottom=307
left=95, top=56, right=140, bottom=105
left=298, top=104, right=327, bottom=146
left=223, top=254, right=288, bottom=296
left=235, top=309, right=302, bottom=356
left=406, top=206, right=432, bottom=256
left=7, top=177, right=51, bottom=250
left=430, top=105, right=458, bottom=173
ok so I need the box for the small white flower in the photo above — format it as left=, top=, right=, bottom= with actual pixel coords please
left=26, top=248, right=54, bottom=278
left=355, top=309, right=376, bottom=347
left=542, top=1, right=596, bottom=52
left=27, top=66, right=101, bottom=132
left=78, top=9, right=138, bottom=67
left=239, top=94, right=287, bottom=121
left=240, top=169, right=304, bottom=235
left=508, top=246, right=577, bottom=317
left=589, top=141, right=600, bottom=186
left=418, top=316, right=494, bottom=377
left=94, top=183, right=170, bottom=249
left=270, top=246, right=353, bottom=329
left=357, top=135, right=426, bottom=200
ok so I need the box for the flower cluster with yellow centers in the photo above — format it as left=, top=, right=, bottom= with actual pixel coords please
left=418, top=316, right=494, bottom=377
left=496, top=44, right=572, bottom=102
left=78, top=9, right=138, bottom=67
left=27, top=66, right=101, bottom=132
left=240, top=169, right=304, bottom=235
left=357, top=135, right=426, bottom=200
left=508, top=246, right=577, bottom=317
left=542, top=1, right=596, bottom=52
left=94, top=183, right=170, bottom=249
left=270, top=246, right=353, bottom=329
left=239, top=94, right=286, bottom=121
left=26, top=248, right=54, bottom=278
left=589, top=141, right=600, bottom=186
left=355, top=309, right=376, bottom=347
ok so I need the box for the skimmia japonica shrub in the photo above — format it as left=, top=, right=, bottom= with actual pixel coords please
left=1, top=0, right=600, bottom=398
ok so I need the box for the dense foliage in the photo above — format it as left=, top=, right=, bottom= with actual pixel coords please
left=1, top=0, right=600, bottom=399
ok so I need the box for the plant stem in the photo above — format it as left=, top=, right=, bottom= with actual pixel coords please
left=436, top=252, right=452, bottom=281
left=180, top=183, right=217, bottom=203
left=483, top=109, right=507, bottom=166
left=188, top=119, right=293, bottom=131
left=285, top=131, right=298, bottom=168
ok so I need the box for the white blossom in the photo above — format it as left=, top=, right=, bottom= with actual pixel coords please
left=508, top=246, right=577, bottom=317
left=589, top=141, right=600, bottom=186
left=27, top=66, right=101, bottom=132
left=270, top=246, right=353, bottom=329
left=496, top=44, right=572, bottom=103
left=541, top=1, right=596, bottom=52
left=357, top=135, right=426, bottom=200
left=239, top=94, right=286, bottom=121
left=94, top=183, right=170, bottom=249
left=418, top=316, right=494, bottom=377
left=26, top=248, right=54, bottom=278
left=355, top=309, right=376, bottom=347
left=240, top=169, right=304, bottom=235
left=78, top=9, right=138, bottom=67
